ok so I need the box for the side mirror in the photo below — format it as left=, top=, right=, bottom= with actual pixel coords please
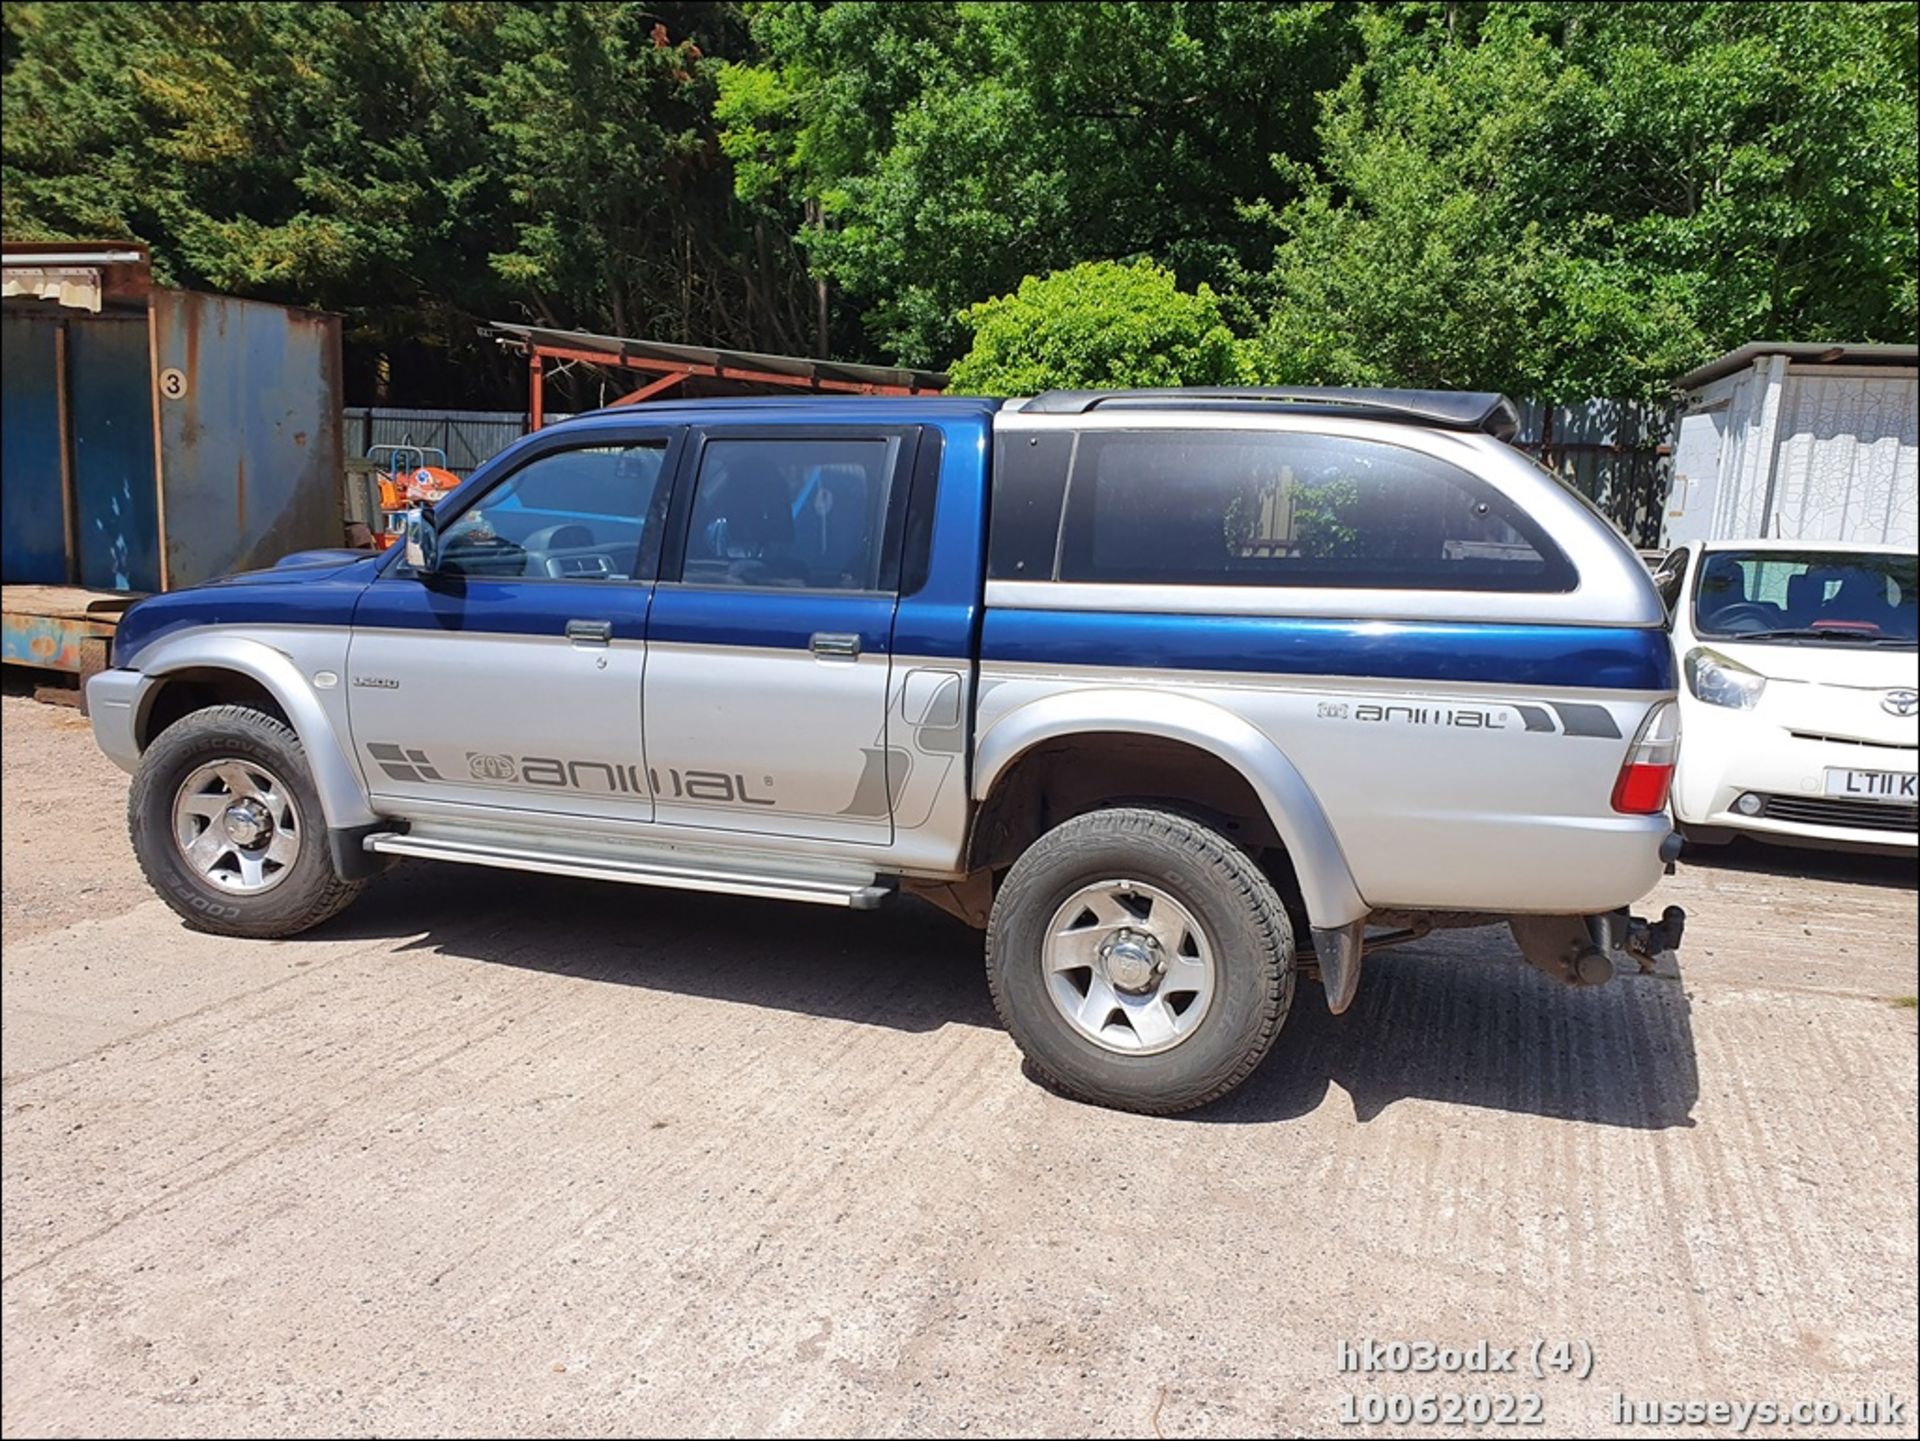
left=403, top=503, right=439, bottom=573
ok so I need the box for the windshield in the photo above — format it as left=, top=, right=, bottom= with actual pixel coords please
left=1692, top=549, right=1918, bottom=646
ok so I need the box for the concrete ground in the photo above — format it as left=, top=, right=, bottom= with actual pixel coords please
left=3, top=679, right=1915, bottom=1438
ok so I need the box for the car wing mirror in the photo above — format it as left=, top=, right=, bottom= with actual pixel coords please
left=403, top=503, right=439, bottom=573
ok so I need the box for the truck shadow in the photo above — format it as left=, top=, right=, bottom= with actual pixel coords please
left=1198, top=941, right=1698, bottom=1129
left=324, top=865, right=1698, bottom=1131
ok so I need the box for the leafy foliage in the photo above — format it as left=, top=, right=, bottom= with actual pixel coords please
left=1288, top=478, right=1365, bottom=559
left=4, top=1, right=1914, bottom=403
left=1256, top=2, right=1920, bottom=399
left=718, top=1, right=1358, bottom=366
left=947, top=260, right=1248, bottom=394
left=0, top=1, right=810, bottom=402
left=470, top=3, right=812, bottom=351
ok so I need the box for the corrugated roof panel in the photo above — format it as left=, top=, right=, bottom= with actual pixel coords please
left=488, top=322, right=948, bottom=392
left=1675, top=342, right=1918, bottom=392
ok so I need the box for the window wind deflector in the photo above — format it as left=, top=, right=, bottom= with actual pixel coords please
left=1022, top=387, right=1521, bottom=442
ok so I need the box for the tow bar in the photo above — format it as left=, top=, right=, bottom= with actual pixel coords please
left=1306, top=902, right=1686, bottom=1014
left=1510, top=904, right=1687, bottom=988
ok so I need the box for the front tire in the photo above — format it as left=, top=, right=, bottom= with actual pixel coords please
left=986, top=807, right=1294, bottom=1115
left=128, top=704, right=363, bottom=938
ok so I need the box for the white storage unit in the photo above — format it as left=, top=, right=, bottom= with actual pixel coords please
left=1661, top=342, right=1918, bottom=548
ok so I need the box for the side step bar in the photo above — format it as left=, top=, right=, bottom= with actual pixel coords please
left=363, top=833, right=892, bottom=909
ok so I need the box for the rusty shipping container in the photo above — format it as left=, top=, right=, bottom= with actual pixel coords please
left=2, top=243, right=344, bottom=672
left=147, top=288, right=345, bottom=589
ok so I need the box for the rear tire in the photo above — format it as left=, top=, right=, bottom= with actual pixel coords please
left=986, top=807, right=1294, bottom=1115
left=129, top=705, right=363, bottom=938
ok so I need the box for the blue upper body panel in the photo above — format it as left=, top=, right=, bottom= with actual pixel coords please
left=112, top=551, right=386, bottom=663
left=111, top=400, right=998, bottom=666
left=109, top=395, right=1671, bottom=695
left=978, top=610, right=1674, bottom=691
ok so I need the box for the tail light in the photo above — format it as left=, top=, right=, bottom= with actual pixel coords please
left=1612, top=701, right=1679, bottom=814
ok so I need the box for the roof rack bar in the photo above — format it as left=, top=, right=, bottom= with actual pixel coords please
left=1022, top=386, right=1520, bottom=441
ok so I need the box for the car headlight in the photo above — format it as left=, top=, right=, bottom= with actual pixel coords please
left=1684, top=647, right=1767, bottom=710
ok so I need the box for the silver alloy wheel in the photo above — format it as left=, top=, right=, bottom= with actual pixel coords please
left=1042, top=880, right=1217, bottom=1055
left=171, top=758, right=300, bottom=894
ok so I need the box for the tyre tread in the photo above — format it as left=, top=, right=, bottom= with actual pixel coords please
left=985, top=806, right=1294, bottom=1115
left=128, top=704, right=362, bottom=939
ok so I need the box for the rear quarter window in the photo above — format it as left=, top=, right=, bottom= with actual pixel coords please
left=988, top=430, right=1076, bottom=580
left=1056, top=430, right=1576, bottom=592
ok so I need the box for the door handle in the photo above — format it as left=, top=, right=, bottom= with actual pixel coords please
left=565, top=619, right=613, bottom=646
left=810, top=632, right=861, bottom=659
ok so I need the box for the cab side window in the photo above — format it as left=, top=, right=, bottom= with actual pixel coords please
left=681, top=436, right=899, bottom=591
left=437, top=442, right=668, bottom=581
left=1055, top=430, right=1575, bottom=592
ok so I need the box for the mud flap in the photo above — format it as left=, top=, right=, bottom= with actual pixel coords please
left=1310, top=920, right=1364, bottom=1015
left=330, top=822, right=401, bottom=881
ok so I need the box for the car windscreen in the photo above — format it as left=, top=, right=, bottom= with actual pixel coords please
left=1692, top=550, right=1918, bottom=646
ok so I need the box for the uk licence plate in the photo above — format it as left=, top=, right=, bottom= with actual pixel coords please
left=1824, top=768, right=1919, bottom=802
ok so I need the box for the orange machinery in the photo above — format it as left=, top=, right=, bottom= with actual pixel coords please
left=365, top=445, right=461, bottom=550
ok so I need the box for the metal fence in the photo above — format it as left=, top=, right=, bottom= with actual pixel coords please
left=1511, top=398, right=1674, bottom=548
left=347, top=396, right=1677, bottom=546
left=342, top=407, right=573, bottom=476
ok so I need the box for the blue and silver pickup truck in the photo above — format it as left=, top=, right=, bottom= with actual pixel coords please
left=88, top=387, right=1685, bottom=1113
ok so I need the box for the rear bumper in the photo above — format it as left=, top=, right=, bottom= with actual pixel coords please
left=85, top=668, right=151, bottom=774
left=1359, top=811, right=1676, bottom=916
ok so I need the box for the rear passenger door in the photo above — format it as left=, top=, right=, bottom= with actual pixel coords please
left=643, top=425, right=919, bottom=844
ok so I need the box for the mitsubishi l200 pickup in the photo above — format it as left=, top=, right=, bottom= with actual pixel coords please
left=88, top=388, right=1685, bottom=1113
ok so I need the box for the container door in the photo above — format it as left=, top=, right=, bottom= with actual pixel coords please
left=1663, top=404, right=1727, bottom=548
left=1766, top=370, right=1920, bottom=547
left=0, top=312, right=161, bottom=592
left=0, top=314, right=67, bottom=584
left=69, top=315, right=161, bottom=591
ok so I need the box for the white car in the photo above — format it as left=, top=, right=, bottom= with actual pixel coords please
left=1654, top=540, right=1918, bottom=855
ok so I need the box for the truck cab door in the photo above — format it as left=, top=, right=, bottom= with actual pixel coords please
left=642, top=425, right=921, bottom=845
left=345, top=426, right=681, bottom=826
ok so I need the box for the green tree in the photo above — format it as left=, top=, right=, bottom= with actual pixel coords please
left=2, top=3, right=504, bottom=349
left=7, top=0, right=1913, bottom=403
left=1255, top=2, right=1919, bottom=400
left=719, top=1, right=1359, bottom=366
left=1, top=2, right=811, bottom=401
left=947, top=259, right=1250, bottom=394
left=471, top=2, right=813, bottom=354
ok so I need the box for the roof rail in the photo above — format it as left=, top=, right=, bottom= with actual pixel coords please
left=1021, top=386, right=1521, bottom=441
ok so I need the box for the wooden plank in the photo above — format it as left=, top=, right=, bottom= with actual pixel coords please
left=0, top=584, right=140, bottom=621
left=2, top=584, right=135, bottom=670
